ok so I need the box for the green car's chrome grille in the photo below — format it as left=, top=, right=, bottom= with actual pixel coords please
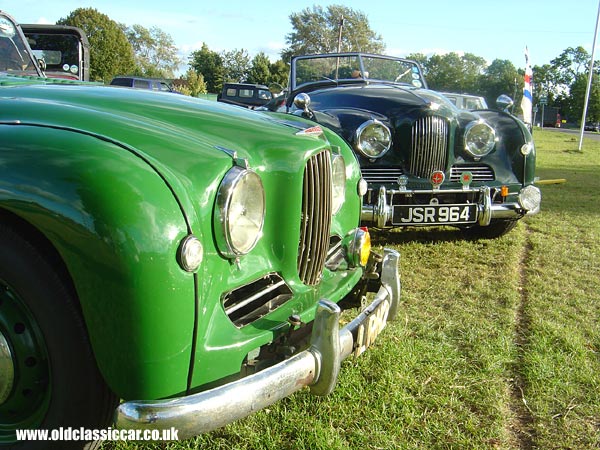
left=298, top=150, right=332, bottom=286
left=410, top=115, right=449, bottom=179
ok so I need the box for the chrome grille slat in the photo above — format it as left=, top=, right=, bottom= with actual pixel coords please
left=298, top=151, right=332, bottom=286
left=410, top=116, right=449, bottom=179
left=222, top=273, right=293, bottom=327
left=450, top=165, right=495, bottom=182
left=361, top=168, right=404, bottom=184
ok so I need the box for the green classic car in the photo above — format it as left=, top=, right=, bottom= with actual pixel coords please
left=0, top=11, right=400, bottom=447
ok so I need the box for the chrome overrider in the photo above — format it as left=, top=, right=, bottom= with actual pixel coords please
left=361, top=185, right=541, bottom=228
left=115, top=248, right=401, bottom=439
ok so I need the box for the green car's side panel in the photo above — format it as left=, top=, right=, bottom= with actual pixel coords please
left=0, top=125, right=196, bottom=400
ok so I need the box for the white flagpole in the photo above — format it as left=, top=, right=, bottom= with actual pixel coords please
left=578, top=0, right=600, bottom=151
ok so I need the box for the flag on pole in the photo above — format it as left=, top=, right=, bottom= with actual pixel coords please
left=521, top=46, right=533, bottom=125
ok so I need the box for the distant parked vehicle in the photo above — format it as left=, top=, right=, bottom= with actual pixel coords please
left=217, top=82, right=273, bottom=108
left=584, top=121, right=600, bottom=132
left=110, top=76, right=176, bottom=92
left=21, top=23, right=89, bottom=81
left=537, top=106, right=561, bottom=128
left=441, top=92, right=488, bottom=110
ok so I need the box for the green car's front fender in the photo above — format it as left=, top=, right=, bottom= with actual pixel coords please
left=0, top=124, right=197, bottom=400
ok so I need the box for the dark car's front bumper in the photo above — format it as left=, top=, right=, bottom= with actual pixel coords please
left=115, top=248, right=401, bottom=439
left=361, top=185, right=541, bottom=228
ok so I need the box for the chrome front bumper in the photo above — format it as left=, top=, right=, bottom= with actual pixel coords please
left=361, top=185, right=541, bottom=227
left=115, top=248, right=401, bottom=439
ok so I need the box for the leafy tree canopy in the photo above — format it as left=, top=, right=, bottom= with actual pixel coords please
left=221, top=48, right=250, bottom=84
left=282, top=5, right=384, bottom=62
left=422, top=52, right=487, bottom=94
left=123, top=24, right=182, bottom=78
left=58, top=8, right=135, bottom=82
left=189, top=43, right=224, bottom=93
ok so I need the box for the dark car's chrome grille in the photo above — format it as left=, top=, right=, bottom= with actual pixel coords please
left=222, top=273, right=293, bottom=327
left=450, top=164, right=495, bottom=182
left=298, top=150, right=332, bottom=286
left=361, top=167, right=404, bottom=184
left=410, top=116, right=449, bottom=179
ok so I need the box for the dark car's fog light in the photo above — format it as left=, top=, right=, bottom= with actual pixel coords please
left=518, top=185, right=541, bottom=213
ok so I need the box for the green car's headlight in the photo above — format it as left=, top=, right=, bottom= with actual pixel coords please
left=331, top=154, right=346, bottom=215
left=464, top=120, right=496, bottom=158
left=215, top=166, right=265, bottom=258
left=355, top=119, right=392, bottom=158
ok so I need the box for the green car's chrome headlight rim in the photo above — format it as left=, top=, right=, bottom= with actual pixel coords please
left=464, top=120, right=496, bottom=158
left=331, top=154, right=346, bottom=215
left=214, top=166, right=265, bottom=259
left=355, top=119, right=392, bottom=159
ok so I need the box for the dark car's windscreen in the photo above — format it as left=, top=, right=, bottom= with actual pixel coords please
left=293, top=54, right=425, bottom=90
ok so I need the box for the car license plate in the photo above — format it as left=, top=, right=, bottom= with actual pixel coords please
left=392, top=204, right=477, bottom=225
left=354, top=298, right=390, bottom=357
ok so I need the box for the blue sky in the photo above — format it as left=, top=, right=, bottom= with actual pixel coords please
left=2, top=0, right=599, bottom=73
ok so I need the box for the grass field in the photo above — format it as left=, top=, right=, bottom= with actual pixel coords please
left=103, top=129, right=599, bottom=449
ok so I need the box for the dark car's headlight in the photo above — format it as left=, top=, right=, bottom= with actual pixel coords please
left=464, top=120, right=496, bottom=158
left=215, top=166, right=265, bottom=258
left=331, top=154, right=346, bottom=214
left=355, top=119, right=392, bottom=158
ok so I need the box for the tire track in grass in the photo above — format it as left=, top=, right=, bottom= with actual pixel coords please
left=507, top=222, right=536, bottom=449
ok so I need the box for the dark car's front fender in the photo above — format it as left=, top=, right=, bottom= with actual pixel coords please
left=476, top=110, right=536, bottom=184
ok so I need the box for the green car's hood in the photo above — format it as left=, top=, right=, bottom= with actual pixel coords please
left=0, top=79, right=325, bottom=163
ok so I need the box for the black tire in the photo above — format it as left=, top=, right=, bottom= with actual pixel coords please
left=0, top=224, right=118, bottom=449
left=460, top=219, right=518, bottom=240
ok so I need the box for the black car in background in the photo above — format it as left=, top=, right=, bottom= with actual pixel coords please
left=268, top=52, right=540, bottom=239
left=22, top=23, right=89, bottom=81
left=217, top=82, right=273, bottom=108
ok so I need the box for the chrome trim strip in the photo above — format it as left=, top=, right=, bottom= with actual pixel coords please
left=115, top=249, right=401, bottom=438
left=224, top=280, right=287, bottom=316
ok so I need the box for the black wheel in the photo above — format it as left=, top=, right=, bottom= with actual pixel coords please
left=0, top=224, right=117, bottom=449
left=460, top=220, right=518, bottom=240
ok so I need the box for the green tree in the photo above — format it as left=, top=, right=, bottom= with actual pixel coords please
left=424, top=52, right=486, bottom=93
left=124, top=24, right=182, bottom=78
left=58, top=8, right=134, bottom=82
left=282, top=5, right=384, bottom=62
left=175, top=68, right=207, bottom=97
left=221, top=48, right=250, bottom=84
left=481, top=59, right=521, bottom=107
left=567, top=73, right=600, bottom=122
left=247, top=52, right=271, bottom=85
left=268, top=60, right=289, bottom=87
left=189, top=43, right=224, bottom=93
left=551, top=46, right=590, bottom=86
